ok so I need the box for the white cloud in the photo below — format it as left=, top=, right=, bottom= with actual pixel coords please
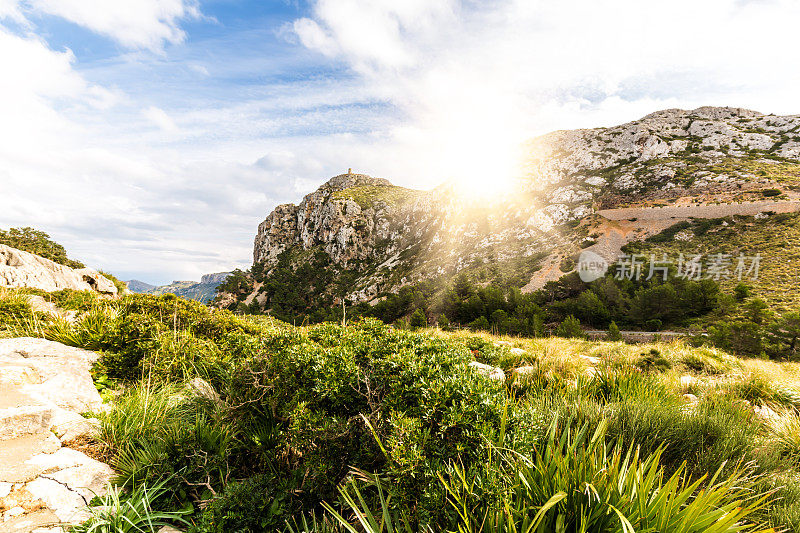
left=143, top=106, right=179, bottom=133
left=3, top=0, right=199, bottom=51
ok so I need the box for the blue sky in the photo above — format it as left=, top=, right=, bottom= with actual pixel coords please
left=1, top=0, right=799, bottom=284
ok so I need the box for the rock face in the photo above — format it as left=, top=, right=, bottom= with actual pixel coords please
left=248, top=107, right=800, bottom=306
left=254, top=173, right=398, bottom=267
left=0, top=338, right=113, bottom=530
left=0, top=245, right=117, bottom=296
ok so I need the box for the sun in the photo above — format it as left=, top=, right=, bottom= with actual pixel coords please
left=447, top=130, right=525, bottom=200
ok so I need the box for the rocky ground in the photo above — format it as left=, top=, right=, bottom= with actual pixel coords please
left=0, top=338, right=113, bottom=532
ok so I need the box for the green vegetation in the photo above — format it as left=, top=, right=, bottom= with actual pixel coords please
left=331, top=185, right=426, bottom=210
left=709, top=157, right=800, bottom=184
left=0, top=226, right=85, bottom=268
left=4, top=291, right=800, bottom=531
left=70, top=478, right=191, bottom=533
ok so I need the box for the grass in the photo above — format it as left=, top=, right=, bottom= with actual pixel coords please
left=69, top=478, right=191, bottom=533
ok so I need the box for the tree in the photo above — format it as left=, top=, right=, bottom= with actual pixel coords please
left=607, top=321, right=622, bottom=341
left=469, top=315, right=490, bottom=331
left=766, top=312, right=800, bottom=360
left=744, top=298, right=769, bottom=325
left=734, top=283, right=751, bottom=302
left=555, top=315, right=584, bottom=339
left=0, top=226, right=84, bottom=268
left=410, top=308, right=427, bottom=329
left=490, top=309, right=509, bottom=334
left=437, top=314, right=450, bottom=330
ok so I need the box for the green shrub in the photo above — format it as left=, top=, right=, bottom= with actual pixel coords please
left=555, top=315, right=584, bottom=338
left=224, top=319, right=506, bottom=525
left=636, top=348, right=672, bottom=372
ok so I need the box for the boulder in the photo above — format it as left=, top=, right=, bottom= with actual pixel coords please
left=468, top=362, right=505, bottom=381
left=0, top=406, right=54, bottom=440
left=0, top=338, right=103, bottom=412
left=187, top=377, right=221, bottom=402
left=25, top=478, right=87, bottom=522
left=0, top=244, right=117, bottom=296
left=49, top=409, right=98, bottom=442
left=512, top=365, right=536, bottom=377
left=682, top=393, right=699, bottom=404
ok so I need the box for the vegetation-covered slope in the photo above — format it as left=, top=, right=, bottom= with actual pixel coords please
left=3, top=290, right=800, bottom=531
left=624, top=211, right=800, bottom=311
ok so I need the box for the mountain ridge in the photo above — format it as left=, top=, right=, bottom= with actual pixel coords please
left=232, top=106, right=800, bottom=316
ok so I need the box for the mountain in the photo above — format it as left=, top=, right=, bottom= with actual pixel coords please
left=238, top=106, right=800, bottom=315
left=129, top=272, right=232, bottom=304
left=125, top=279, right=156, bottom=293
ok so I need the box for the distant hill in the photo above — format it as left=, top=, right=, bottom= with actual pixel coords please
left=127, top=272, right=232, bottom=304
left=126, top=280, right=156, bottom=293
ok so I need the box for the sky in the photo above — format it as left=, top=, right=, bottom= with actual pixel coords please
left=1, top=0, right=799, bottom=284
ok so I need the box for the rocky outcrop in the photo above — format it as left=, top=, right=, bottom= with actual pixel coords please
left=253, top=173, right=400, bottom=266
left=524, top=106, right=800, bottom=218
left=0, top=338, right=113, bottom=530
left=0, top=245, right=117, bottom=296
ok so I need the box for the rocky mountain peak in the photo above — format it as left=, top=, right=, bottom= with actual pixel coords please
left=319, top=172, right=392, bottom=193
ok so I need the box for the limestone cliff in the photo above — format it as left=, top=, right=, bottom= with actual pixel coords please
left=248, top=107, right=800, bottom=307
left=0, top=244, right=118, bottom=296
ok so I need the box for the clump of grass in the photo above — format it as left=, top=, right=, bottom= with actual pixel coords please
left=729, top=373, right=800, bottom=409
left=771, top=412, right=800, bottom=465
left=70, top=478, right=191, bottom=533
left=0, top=287, right=37, bottom=333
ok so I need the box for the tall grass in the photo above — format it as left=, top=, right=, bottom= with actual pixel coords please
left=315, top=419, right=773, bottom=533
left=69, top=478, right=191, bottom=533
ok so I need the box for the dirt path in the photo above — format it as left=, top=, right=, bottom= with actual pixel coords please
left=596, top=199, right=800, bottom=221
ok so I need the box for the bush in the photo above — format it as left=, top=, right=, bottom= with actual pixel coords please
left=555, top=315, right=583, bottom=338
left=409, top=308, right=427, bottom=328
left=606, top=320, right=622, bottom=341
left=223, top=320, right=506, bottom=525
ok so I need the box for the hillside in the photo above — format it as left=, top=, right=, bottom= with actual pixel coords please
left=2, top=291, right=800, bottom=531
left=227, top=107, right=800, bottom=322
left=127, top=272, right=232, bottom=304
